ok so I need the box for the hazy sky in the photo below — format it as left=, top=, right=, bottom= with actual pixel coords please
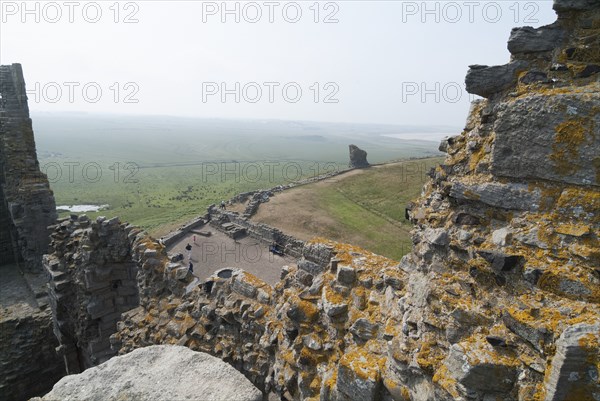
left=1, top=1, right=556, bottom=127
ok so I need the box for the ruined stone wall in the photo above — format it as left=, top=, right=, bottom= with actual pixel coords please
left=209, top=207, right=308, bottom=259
left=0, top=64, right=65, bottom=401
left=111, top=2, right=600, bottom=400
left=43, top=214, right=196, bottom=374
left=0, top=64, right=56, bottom=272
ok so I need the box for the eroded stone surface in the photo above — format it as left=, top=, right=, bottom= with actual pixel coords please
left=35, top=345, right=263, bottom=401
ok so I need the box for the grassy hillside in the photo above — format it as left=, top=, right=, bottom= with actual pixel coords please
left=249, top=157, right=445, bottom=261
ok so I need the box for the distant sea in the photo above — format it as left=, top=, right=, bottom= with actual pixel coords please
left=382, top=133, right=453, bottom=142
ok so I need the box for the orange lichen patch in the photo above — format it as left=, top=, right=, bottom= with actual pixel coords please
left=569, top=243, right=600, bottom=260
left=299, top=346, right=326, bottom=365
left=279, top=348, right=297, bottom=366
left=578, top=332, right=599, bottom=352
left=507, top=298, right=600, bottom=339
left=468, top=145, right=487, bottom=172
left=549, top=117, right=596, bottom=176
left=382, top=376, right=411, bottom=401
left=523, top=82, right=600, bottom=99
left=383, top=318, right=401, bottom=338
left=239, top=271, right=272, bottom=294
left=324, top=367, right=338, bottom=389
left=578, top=332, right=600, bottom=377
left=416, top=337, right=445, bottom=374
left=556, top=186, right=600, bottom=221
left=309, top=375, right=322, bottom=393
left=554, top=223, right=592, bottom=237
left=295, top=298, right=320, bottom=322
left=338, top=346, right=385, bottom=381
left=432, top=364, right=460, bottom=399
left=323, top=284, right=346, bottom=305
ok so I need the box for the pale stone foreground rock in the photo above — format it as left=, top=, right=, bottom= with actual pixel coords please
left=36, top=345, right=262, bottom=401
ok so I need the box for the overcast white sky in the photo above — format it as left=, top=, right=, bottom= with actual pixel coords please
left=1, top=1, right=556, bottom=127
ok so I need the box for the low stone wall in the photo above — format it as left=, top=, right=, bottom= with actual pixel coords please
left=208, top=208, right=307, bottom=259
left=159, top=215, right=208, bottom=248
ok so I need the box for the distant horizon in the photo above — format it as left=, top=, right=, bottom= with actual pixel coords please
left=30, top=110, right=461, bottom=135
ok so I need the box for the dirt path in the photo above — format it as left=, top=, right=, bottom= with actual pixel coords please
left=250, top=168, right=385, bottom=245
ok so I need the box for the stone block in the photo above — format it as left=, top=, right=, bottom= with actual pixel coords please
left=444, top=339, right=518, bottom=394
left=350, top=318, right=379, bottom=341
left=544, top=323, right=600, bottom=401
left=336, top=265, right=355, bottom=286
left=335, top=349, right=381, bottom=401
left=491, top=93, right=600, bottom=187
left=450, top=182, right=542, bottom=211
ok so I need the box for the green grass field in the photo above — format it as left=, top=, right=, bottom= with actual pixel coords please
left=318, top=159, right=443, bottom=259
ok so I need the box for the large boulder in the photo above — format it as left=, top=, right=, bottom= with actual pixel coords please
left=35, top=345, right=263, bottom=401
left=349, top=144, right=369, bottom=168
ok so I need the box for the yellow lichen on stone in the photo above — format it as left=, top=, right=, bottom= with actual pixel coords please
left=416, top=337, right=445, bottom=374
left=432, top=364, right=460, bottom=399
left=554, top=222, right=592, bottom=237
left=549, top=117, right=595, bottom=175
left=339, top=346, right=385, bottom=382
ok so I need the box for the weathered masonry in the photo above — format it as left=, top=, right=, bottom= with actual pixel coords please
left=0, top=63, right=56, bottom=272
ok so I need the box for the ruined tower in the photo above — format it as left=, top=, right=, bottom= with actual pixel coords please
left=0, top=63, right=57, bottom=272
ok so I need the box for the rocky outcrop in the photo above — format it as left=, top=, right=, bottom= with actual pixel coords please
left=35, top=345, right=263, bottom=401
left=348, top=144, right=369, bottom=168
left=543, top=323, right=600, bottom=401
left=399, top=0, right=600, bottom=398
left=0, top=63, right=57, bottom=272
